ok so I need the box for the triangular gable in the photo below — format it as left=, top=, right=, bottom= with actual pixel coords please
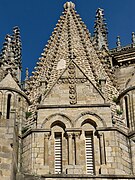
left=0, top=73, right=21, bottom=91
left=41, top=60, right=105, bottom=106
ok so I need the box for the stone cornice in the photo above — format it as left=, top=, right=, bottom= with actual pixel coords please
left=22, top=126, right=129, bottom=139
left=110, top=46, right=135, bottom=66
left=110, top=45, right=135, bottom=55
left=23, top=173, right=135, bottom=179
left=37, top=103, right=110, bottom=109
left=22, top=129, right=51, bottom=138
left=96, top=127, right=128, bottom=137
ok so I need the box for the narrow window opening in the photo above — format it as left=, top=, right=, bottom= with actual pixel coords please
left=125, top=96, right=130, bottom=128
left=6, top=94, right=11, bottom=119
left=85, top=131, right=95, bottom=175
left=55, top=132, right=62, bottom=174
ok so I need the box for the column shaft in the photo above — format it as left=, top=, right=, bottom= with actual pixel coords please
left=67, top=133, right=73, bottom=165
left=44, top=133, right=50, bottom=165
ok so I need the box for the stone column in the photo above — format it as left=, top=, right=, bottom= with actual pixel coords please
left=67, top=132, right=73, bottom=165
left=44, top=132, right=50, bottom=165
left=74, top=132, right=80, bottom=165
left=98, top=132, right=106, bottom=165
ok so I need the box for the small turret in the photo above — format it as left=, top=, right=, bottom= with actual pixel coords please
left=116, top=36, right=121, bottom=50
left=93, top=8, right=108, bottom=50
left=132, top=32, right=135, bottom=47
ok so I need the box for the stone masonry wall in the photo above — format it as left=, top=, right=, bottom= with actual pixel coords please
left=103, top=130, right=132, bottom=175
left=0, top=122, right=18, bottom=180
left=22, top=128, right=132, bottom=177
left=22, top=134, right=32, bottom=174
left=115, top=66, right=135, bottom=91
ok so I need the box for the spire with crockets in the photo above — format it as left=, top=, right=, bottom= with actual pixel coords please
left=12, top=26, right=22, bottom=82
left=25, top=2, right=119, bottom=129
left=0, top=27, right=22, bottom=84
left=93, top=8, right=108, bottom=50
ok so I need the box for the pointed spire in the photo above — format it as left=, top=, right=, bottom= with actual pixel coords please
left=93, top=8, right=108, bottom=50
left=116, top=36, right=121, bottom=50
left=12, top=26, right=22, bottom=70
left=26, top=2, right=118, bottom=128
left=0, top=27, right=22, bottom=84
left=132, top=32, right=135, bottom=47
left=0, top=34, right=15, bottom=68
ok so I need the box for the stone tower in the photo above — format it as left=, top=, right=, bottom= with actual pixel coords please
left=0, top=1, right=135, bottom=180
left=0, top=27, right=30, bottom=180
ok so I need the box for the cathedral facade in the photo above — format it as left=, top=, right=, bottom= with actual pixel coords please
left=0, top=2, right=135, bottom=180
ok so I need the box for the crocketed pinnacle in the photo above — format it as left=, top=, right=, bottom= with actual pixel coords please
left=12, top=26, right=22, bottom=70
left=0, top=34, right=15, bottom=69
left=0, top=27, right=22, bottom=83
left=93, top=8, right=108, bottom=50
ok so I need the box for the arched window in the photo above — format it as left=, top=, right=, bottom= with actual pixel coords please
left=81, top=120, right=96, bottom=175
left=6, top=94, right=11, bottom=119
left=124, top=96, right=130, bottom=128
left=51, top=121, right=66, bottom=174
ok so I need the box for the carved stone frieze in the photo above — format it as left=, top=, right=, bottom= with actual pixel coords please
left=68, top=62, right=77, bottom=105
left=57, top=78, right=87, bottom=84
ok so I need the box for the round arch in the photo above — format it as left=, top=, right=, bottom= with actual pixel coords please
left=41, top=113, right=73, bottom=129
left=75, top=111, right=106, bottom=128
left=51, top=120, right=66, bottom=130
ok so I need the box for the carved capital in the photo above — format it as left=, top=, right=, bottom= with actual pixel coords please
left=74, top=132, right=80, bottom=139
left=44, top=132, right=50, bottom=139
left=67, top=132, right=73, bottom=138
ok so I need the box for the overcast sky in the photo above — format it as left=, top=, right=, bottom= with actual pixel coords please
left=0, top=0, right=134, bottom=79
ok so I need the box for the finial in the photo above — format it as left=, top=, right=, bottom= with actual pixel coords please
left=94, top=7, right=108, bottom=50
left=132, top=32, right=135, bottom=47
left=13, top=26, right=19, bottom=31
left=116, top=36, right=121, bottom=49
left=64, top=2, right=75, bottom=10
left=96, top=8, right=104, bottom=18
